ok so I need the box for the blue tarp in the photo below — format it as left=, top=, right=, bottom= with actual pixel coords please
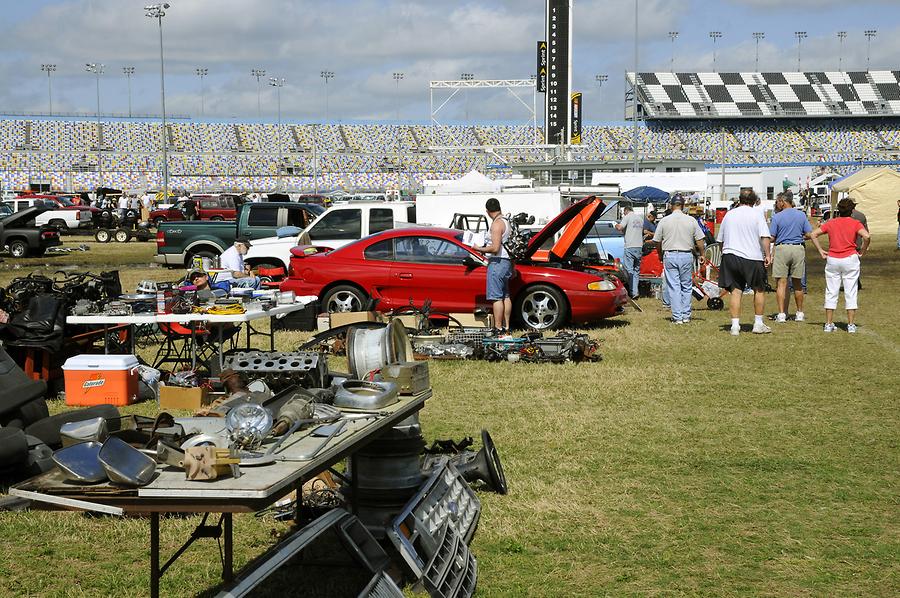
left=622, top=186, right=669, bottom=203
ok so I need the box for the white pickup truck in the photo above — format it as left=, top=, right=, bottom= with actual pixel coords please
left=2, top=198, right=90, bottom=232
left=244, top=201, right=416, bottom=270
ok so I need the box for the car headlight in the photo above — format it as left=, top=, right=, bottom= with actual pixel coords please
left=587, top=279, right=616, bottom=291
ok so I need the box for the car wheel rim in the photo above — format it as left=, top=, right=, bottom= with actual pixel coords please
left=11, top=246, right=24, bottom=257
left=328, top=291, right=361, bottom=312
left=521, top=291, right=559, bottom=329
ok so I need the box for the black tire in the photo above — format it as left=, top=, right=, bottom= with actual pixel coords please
left=114, top=229, right=131, bottom=243
left=514, top=284, right=568, bottom=330
left=8, top=240, right=28, bottom=258
left=94, top=229, right=112, bottom=243
left=707, top=297, right=724, bottom=311
left=32, top=248, right=46, bottom=257
left=321, top=284, right=367, bottom=313
left=152, top=217, right=166, bottom=227
left=210, top=216, right=224, bottom=221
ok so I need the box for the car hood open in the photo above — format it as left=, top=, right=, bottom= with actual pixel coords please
left=1, top=206, right=51, bottom=227
left=523, top=196, right=611, bottom=262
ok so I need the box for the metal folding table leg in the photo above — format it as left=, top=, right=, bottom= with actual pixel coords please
left=150, top=512, right=160, bottom=598
left=223, top=513, right=233, bottom=582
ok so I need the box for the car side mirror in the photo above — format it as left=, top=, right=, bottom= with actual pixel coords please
left=463, top=255, right=483, bottom=269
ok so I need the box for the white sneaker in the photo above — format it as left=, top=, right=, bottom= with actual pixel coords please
left=823, top=323, right=836, bottom=333
left=847, top=323, right=857, bottom=334
left=752, top=321, right=772, bottom=334
left=775, top=313, right=787, bottom=323
left=794, top=311, right=805, bottom=322
left=730, top=324, right=740, bottom=336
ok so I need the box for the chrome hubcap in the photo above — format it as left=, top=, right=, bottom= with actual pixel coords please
left=521, top=291, right=559, bottom=329
left=328, top=291, right=362, bottom=313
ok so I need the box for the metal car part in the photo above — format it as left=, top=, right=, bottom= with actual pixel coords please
left=358, top=571, right=405, bottom=598
left=388, top=463, right=481, bottom=578
left=180, top=434, right=229, bottom=449
left=97, top=436, right=157, bottom=487
left=222, top=351, right=328, bottom=391
left=380, top=362, right=430, bottom=395
left=420, top=522, right=477, bottom=598
left=52, top=441, right=107, bottom=483
left=59, top=417, right=109, bottom=448
left=347, top=319, right=413, bottom=379
left=225, top=403, right=274, bottom=450
left=214, top=509, right=392, bottom=598
left=334, top=380, right=399, bottom=410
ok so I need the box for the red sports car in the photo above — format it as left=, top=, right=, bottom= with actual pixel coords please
left=280, top=196, right=628, bottom=329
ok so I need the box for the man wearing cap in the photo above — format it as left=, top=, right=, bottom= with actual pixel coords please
left=186, top=270, right=231, bottom=299
left=717, top=189, right=772, bottom=335
left=218, top=237, right=259, bottom=289
left=652, top=196, right=706, bottom=324
left=615, top=202, right=644, bottom=299
left=769, top=192, right=812, bottom=323
left=643, top=210, right=658, bottom=240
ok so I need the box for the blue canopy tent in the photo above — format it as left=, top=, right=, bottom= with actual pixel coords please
left=622, top=186, right=670, bottom=204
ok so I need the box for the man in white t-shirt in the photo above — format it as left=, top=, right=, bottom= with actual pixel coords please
left=716, top=189, right=772, bottom=336
left=218, top=237, right=259, bottom=289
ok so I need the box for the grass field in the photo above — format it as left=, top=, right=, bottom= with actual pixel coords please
left=0, top=237, right=897, bottom=596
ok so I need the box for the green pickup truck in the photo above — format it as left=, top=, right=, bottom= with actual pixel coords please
left=154, top=202, right=324, bottom=267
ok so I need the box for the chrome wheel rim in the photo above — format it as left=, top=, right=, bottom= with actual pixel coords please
left=327, top=290, right=362, bottom=312
left=521, top=291, right=559, bottom=329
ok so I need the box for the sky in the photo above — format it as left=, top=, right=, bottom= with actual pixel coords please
left=0, top=0, right=897, bottom=124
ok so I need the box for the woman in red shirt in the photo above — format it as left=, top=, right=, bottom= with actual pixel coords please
left=810, top=198, right=871, bottom=333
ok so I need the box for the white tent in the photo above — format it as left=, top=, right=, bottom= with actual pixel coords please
left=432, top=170, right=502, bottom=194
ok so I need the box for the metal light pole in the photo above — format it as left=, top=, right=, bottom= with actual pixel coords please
left=392, top=72, right=404, bottom=122
left=633, top=0, right=639, bottom=173
left=837, top=31, right=847, bottom=71
left=269, top=77, right=285, bottom=190
left=320, top=71, right=334, bottom=121
left=40, top=64, right=56, bottom=115
left=195, top=67, right=208, bottom=116
left=251, top=68, right=265, bottom=118
left=709, top=31, right=722, bottom=68
left=85, top=63, right=105, bottom=185
left=794, top=31, right=807, bottom=71
left=864, top=30, right=877, bottom=71
left=595, top=74, right=607, bottom=114
left=145, top=3, right=170, bottom=201
left=752, top=32, right=765, bottom=72
left=460, top=73, right=474, bottom=123
left=122, top=66, right=135, bottom=117
left=668, top=31, right=678, bottom=72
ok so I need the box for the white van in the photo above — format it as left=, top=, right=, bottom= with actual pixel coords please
left=244, top=201, right=416, bottom=270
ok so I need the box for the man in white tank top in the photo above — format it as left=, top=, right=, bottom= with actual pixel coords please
left=473, top=197, right=513, bottom=332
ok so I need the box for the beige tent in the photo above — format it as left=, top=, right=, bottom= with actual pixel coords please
left=830, top=168, right=900, bottom=234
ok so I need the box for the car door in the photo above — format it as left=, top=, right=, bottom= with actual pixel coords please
left=387, top=234, right=485, bottom=313
left=305, top=208, right=362, bottom=249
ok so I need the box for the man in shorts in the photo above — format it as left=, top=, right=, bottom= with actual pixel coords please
left=472, top=198, right=513, bottom=333
left=717, top=189, right=773, bottom=336
left=769, top=192, right=811, bottom=322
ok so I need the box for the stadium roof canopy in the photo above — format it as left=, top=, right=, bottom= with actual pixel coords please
left=628, top=71, right=900, bottom=119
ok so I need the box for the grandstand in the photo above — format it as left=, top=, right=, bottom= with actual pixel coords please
left=2, top=71, right=900, bottom=193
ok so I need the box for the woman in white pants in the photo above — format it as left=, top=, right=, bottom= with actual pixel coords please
left=810, top=198, right=871, bottom=333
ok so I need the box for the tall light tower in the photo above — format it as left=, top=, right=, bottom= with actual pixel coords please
left=864, top=30, right=877, bottom=71
left=195, top=67, right=208, bottom=116
left=145, top=3, right=170, bottom=201
left=392, top=72, right=404, bottom=122
left=85, top=63, right=105, bottom=185
left=122, top=66, right=135, bottom=117
left=460, top=73, right=474, bottom=123
left=668, top=31, right=678, bottom=72
left=709, top=31, right=723, bottom=68
left=269, top=77, right=285, bottom=190
left=320, top=71, right=334, bottom=121
left=837, top=31, right=847, bottom=71
left=595, top=74, right=608, bottom=113
left=40, top=64, right=56, bottom=115
left=794, top=31, right=807, bottom=71
left=251, top=68, right=266, bottom=118
left=752, top=32, right=765, bottom=72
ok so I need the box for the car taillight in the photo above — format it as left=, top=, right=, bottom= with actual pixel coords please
left=41, top=231, right=58, bottom=239
left=156, top=230, right=166, bottom=248
left=75, top=211, right=81, bottom=220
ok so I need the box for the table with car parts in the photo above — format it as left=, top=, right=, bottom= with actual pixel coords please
left=10, top=389, right=431, bottom=598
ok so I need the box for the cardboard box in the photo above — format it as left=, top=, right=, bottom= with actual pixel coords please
left=159, top=386, right=210, bottom=411
left=450, top=312, right=494, bottom=328
left=317, top=314, right=331, bottom=332
left=390, top=314, right=420, bottom=329
left=330, top=311, right=381, bottom=329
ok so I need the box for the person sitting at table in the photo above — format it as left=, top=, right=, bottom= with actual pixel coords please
left=218, top=237, right=260, bottom=289
left=186, top=270, right=230, bottom=300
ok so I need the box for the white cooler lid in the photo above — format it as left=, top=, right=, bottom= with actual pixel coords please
left=62, top=354, right=139, bottom=371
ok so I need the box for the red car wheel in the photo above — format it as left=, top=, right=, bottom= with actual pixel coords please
left=515, top=284, right=568, bottom=330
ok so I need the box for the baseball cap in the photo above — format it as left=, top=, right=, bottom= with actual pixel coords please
left=188, top=270, right=207, bottom=281
left=670, top=196, right=685, bottom=206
